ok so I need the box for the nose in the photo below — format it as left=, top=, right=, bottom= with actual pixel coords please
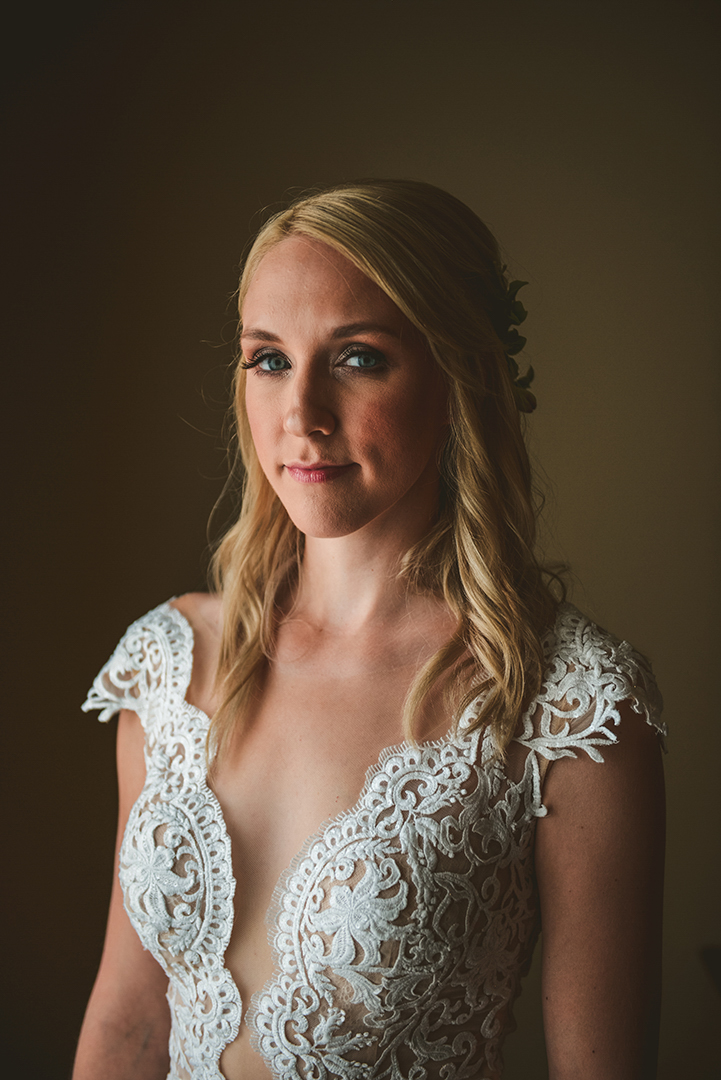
left=283, top=369, right=336, bottom=438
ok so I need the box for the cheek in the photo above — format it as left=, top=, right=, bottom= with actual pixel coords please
left=244, top=391, right=279, bottom=469
left=354, top=393, right=442, bottom=476
left=245, top=381, right=270, bottom=433
left=352, top=399, right=403, bottom=454
left=372, top=386, right=445, bottom=446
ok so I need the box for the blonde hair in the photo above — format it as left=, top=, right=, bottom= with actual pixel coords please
left=210, top=179, right=561, bottom=759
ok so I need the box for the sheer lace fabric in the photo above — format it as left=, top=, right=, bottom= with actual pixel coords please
left=83, top=602, right=664, bottom=1080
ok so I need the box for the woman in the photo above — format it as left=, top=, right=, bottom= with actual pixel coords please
left=74, top=180, right=666, bottom=1080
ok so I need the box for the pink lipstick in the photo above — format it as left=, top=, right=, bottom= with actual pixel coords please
left=285, top=463, right=354, bottom=484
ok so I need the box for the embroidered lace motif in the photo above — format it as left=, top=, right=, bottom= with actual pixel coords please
left=83, top=602, right=664, bottom=1080
left=83, top=604, right=241, bottom=1079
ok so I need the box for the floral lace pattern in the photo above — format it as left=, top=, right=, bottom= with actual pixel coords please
left=83, top=602, right=664, bottom=1080
left=83, top=604, right=241, bottom=1079
left=247, top=724, right=539, bottom=1080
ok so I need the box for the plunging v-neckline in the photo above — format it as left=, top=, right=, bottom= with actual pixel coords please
left=167, top=602, right=478, bottom=1072
left=85, top=597, right=663, bottom=1080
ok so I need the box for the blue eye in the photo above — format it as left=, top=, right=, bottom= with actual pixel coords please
left=250, top=351, right=289, bottom=372
left=340, top=347, right=385, bottom=370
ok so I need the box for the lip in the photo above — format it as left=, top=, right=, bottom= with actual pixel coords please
left=284, top=462, right=355, bottom=484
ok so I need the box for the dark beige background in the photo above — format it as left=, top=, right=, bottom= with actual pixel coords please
left=3, top=1, right=719, bottom=1076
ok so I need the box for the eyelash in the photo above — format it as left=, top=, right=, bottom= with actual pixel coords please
left=241, top=345, right=387, bottom=375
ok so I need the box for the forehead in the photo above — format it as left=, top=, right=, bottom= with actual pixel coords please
left=242, top=235, right=402, bottom=324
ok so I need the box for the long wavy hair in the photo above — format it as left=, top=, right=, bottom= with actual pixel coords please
left=209, top=179, right=561, bottom=760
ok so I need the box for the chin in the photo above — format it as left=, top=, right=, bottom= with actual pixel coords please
left=289, top=515, right=365, bottom=540
left=278, top=487, right=376, bottom=539
left=283, top=501, right=373, bottom=540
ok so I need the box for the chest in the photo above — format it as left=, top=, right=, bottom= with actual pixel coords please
left=213, top=619, right=457, bottom=869
left=125, top=692, right=541, bottom=1080
left=210, top=656, right=439, bottom=915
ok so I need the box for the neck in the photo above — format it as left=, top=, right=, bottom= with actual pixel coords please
left=290, top=512, right=437, bottom=635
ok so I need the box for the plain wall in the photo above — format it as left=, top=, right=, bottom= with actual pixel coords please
left=3, top=1, right=719, bottom=1076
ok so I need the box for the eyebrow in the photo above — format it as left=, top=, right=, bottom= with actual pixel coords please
left=240, top=322, right=402, bottom=342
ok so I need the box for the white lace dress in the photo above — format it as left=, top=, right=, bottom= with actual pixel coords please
left=83, top=601, right=664, bottom=1080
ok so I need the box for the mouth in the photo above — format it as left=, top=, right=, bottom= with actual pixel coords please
left=284, top=462, right=355, bottom=484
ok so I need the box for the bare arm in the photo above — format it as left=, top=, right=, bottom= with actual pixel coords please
left=73, top=710, right=171, bottom=1080
left=535, top=702, right=665, bottom=1080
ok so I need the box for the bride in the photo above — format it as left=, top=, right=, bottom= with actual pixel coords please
left=74, top=179, right=665, bottom=1080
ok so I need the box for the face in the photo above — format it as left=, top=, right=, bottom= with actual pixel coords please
left=241, top=235, right=448, bottom=541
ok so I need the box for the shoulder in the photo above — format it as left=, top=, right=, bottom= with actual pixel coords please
left=534, top=680, right=665, bottom=1076
left=81, top=596, right=207, bottom=725
left=169, top=592, right=222, bottom=643
left=518, top=603, right=666, bottom=767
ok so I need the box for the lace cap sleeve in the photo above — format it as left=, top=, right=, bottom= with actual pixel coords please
left=518, top=603, right=666, bottom=766
left=81, top=601, right=194, bottom=727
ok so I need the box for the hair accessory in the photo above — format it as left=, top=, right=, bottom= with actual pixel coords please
left=499, top=278, right=536, bottom=413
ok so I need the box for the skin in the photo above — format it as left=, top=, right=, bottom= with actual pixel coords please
left=242, top=235, right=449, bottom=546
left=73, top=239, right=665, bottom=1080
left=536, top=709, right=665, bottom=1079
left=72, top=711, right=171, bottom=1079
